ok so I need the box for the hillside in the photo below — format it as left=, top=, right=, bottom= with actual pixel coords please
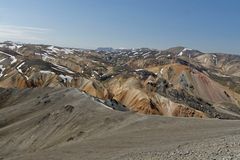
left=0, top=41, right=240, bottom=119
left=1, top=87, right=240, bottom=160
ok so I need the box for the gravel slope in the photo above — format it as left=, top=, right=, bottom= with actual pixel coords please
left=0, top=88, right=240, bottom=160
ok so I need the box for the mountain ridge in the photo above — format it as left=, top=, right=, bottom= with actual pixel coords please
left=0, top=41, right=240, bottom=119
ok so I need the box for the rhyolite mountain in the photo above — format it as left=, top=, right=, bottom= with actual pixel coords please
left=0, top=41, right=240, bottom=119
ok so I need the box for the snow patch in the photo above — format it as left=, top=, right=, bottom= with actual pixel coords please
left=0, top=42, right=23, bottom=50
left=156, top=56, right=161, bottom=59
left=133, top=52, right=139, bottom=55
left=59, top=74, right=73, bottom=83
left=212, top=55, right=217, bottom=64
left=34, top=53, right=41, bottom=56
left=24, top=75, right=29, bottom=80
left=40, top=70, right=55, bottom=74
left=52, top=64, right=75, bottom=74
left=8, top=46, right=16, bottom=50
left=99, top=103, right=114, bottom=110
left=0, top=65, right=5, bottom=77
left=160, top=68, right=164, bottom=75
left=142, top=52, right=150, bottom=58
left=204, top=58, right=207, bottom=63
left=155, top=51, right=162, bottom=56
left=10, top=55, right=17, bottom=64
left=178, top=48, right=192, bottom=56
left=37, top=52, right=55, bottom=61
left=93, top=71, right=99, bottom=75
left=47, top=46, right=74, bottom=54
left=0, top=51, right=17, bottom=64
left=47, top=46, right=60, bottom=53
left=62, top=48, right=74, bottom=54
left=0, top=58, right=6, bottom=63
left=91, top=60, right=98, bottom=63
left=16, top=62, right=25, bottom=74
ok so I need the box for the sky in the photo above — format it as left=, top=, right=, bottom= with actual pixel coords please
left=0, top=0, right=240, bottom=54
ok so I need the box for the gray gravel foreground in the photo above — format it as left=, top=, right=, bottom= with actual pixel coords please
left=1, top=88, right=240, bottom=160
left=114, top=135, right=240, bottom=160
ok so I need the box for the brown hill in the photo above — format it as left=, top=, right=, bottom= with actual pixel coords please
left=0, top=42, right=240, bottom=119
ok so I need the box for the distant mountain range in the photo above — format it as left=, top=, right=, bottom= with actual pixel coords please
left=0, top=41, right=240, bottom=119
left=96, top=47, right=115, bottom=52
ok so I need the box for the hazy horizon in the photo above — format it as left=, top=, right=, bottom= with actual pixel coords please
left=2, top=40, right=240, bottom=55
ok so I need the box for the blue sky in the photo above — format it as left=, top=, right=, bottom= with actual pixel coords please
left=0, top=0, right=240, bottom=54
